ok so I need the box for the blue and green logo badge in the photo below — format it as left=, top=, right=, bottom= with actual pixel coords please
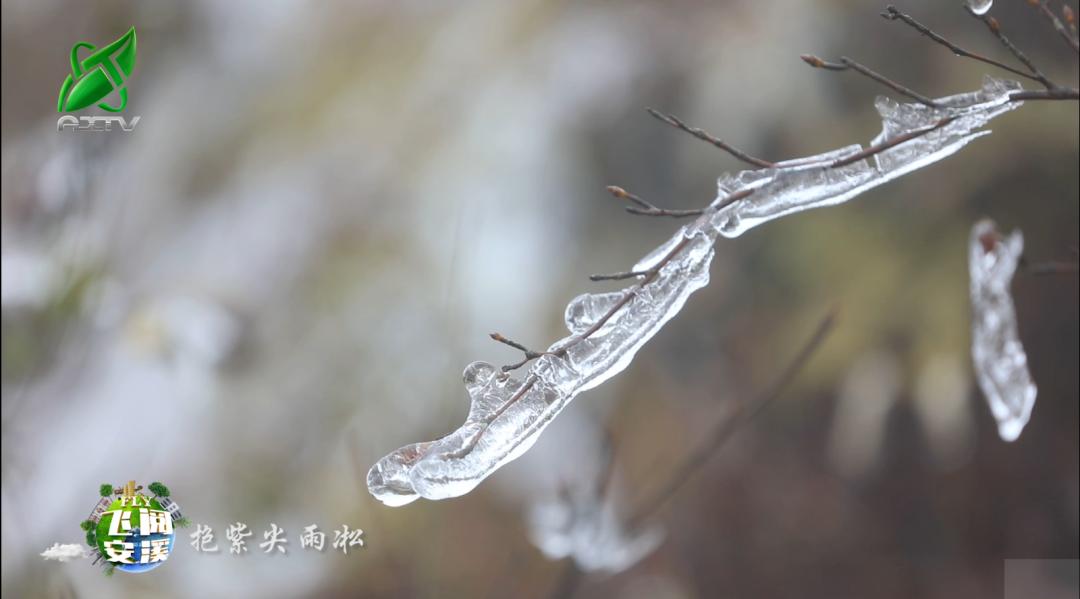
left=57, top=27, right=136, bottom=113
left=80, top=480, right=189, bottom=575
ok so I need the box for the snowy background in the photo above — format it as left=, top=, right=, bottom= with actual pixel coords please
left=2, top=0, right=1078, bottom=597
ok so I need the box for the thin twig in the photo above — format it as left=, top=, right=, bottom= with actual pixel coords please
left=589, top=270, right=648, bottom=282
left=1028, top=0, right=1080, bottom=53
left=801, top=55, right=940, bottom=107
left=626, top=308, right=837, bottom=530
left=881, top=5, right=1045, bottom=83
left=544, top=427, right=620, bottom=599
left=547, top=562, right=584, bottom=599
left=969, top=9, right=1056, bottom=89
left=1066, top=4, right=1079, bottom=36
left=1021, top=258, right=1079, bottom=275
left=606, top=185, right=703, bottom=218
left=1009, top=87, right=1080, bottom=100
left=449, top=232, right=698, bottom=457
left=491, top=332, right=548, bottom=372
left=829, top=117, right=956, bottom=169
left=646, top=108, right=775, bottom=168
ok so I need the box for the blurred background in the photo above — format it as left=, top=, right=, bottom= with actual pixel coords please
left=2, top=0, right=1077, bottom=597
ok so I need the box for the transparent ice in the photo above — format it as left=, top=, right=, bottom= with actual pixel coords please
left=528, top=486, right=662, bottom=573
left=367, top=77, right=1024, bottom=506
left=710, top=76, right=1022, bottom=237
left=969, top=219, right=1036, bottom=442
left=368, top=227, right=716, bottom=506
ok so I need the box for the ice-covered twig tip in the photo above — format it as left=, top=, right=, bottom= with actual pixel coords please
left=969, top=219, right=1037, bottom=442
left=367, top=76, right=1023, bottom=506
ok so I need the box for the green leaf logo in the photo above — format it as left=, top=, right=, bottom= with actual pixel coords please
left=57, top=27, right=137, bottom=113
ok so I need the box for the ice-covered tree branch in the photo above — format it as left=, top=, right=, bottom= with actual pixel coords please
left=366, top=2, right=1078, bottom=507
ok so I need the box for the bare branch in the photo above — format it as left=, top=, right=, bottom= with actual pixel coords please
left=626, top=308, right=838, bottom=530
left=1010, top=87, right=1080, bottom=100
left=589, top=270, right=647, bottom=282
left=881, top=5, right=1046, bottom=83
left=969, top=9, right=1057, bottom=89
left=606, top=185, right=704, bottom=218
left=800, top=55, right=940, bottom=107
left=829, top=117, right=956, bottom=169
left=490, top=332, right=547, bottom=372
left=1028, top=0, right=1080, bottom=53
left=646, top=108, right=775, bottom=168
left=1021, top=258, right=1080, bottom=275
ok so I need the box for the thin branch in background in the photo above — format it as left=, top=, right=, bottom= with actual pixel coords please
left=1021, top=258, right=1080, bottom=275
left=881, top=5, right=1046, bottom=83
left=645, top=108, right=776, bottom=168
left=968, top=8, right=1057, bottom=89
left=1066, top=4, right=1079, bottom=36
left=1028, top=0, right=1080, bottom=53
left=544, top=423, right=622, bottom=599
left=800, top=55, right=940, bottom=107
left=606, top=185, right=704, bottom=218
left=547, top=562, right=584, bottom=599
left=626, top=309, right=837, bottom=530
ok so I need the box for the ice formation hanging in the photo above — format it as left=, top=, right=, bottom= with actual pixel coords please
left=528, top=486, right=662, bottom=573
left=367, top=76, right=1024, bottom=506
left=969, top=219, right=1037, bottom=442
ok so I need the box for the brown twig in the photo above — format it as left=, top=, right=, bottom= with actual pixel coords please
left=606, top=185, right=703, bottom=218
left=626, top=308, right=837, bottom=530
left=1009, top=87, right=1080, bottom=100
left=1028, top=0, right=1080, bottom=53
left=1021, top=258, right=1080, bottom=275
left=491, top=332, right=549, bottom=372
left=589, top=270, right=648, bottom=282
left=544, top=418, right=620, bottom=599
left=801, top=55, right=940, bottom=107
left=449, top=233, right=697, bottom=457
left=829, top=117, right=956, bottom=168
left=881, top=5, right=1046, bottom=83
left=646, top=108, right=775, bottom=168
left=968, top=8, right=1057, bottom=89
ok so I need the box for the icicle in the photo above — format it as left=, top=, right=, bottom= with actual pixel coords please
left=528, top=487, right=662, bottom=573
left=710, top=76, right=1022, bottom=238
left=969, top=219, right=1036, bottom=442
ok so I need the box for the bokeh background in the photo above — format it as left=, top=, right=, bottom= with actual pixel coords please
left=2, top=0, right=1078, bottom=597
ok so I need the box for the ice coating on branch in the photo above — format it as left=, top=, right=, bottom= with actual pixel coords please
left=368, top=227, right=715, bottom=506
left=367, top=77, right=1024, bottom=506
left=969, top=219, right=1036, bottom=442
left=528, top=487, right=662, bottom=573
left=710, top=76, right=1022, bottom=237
